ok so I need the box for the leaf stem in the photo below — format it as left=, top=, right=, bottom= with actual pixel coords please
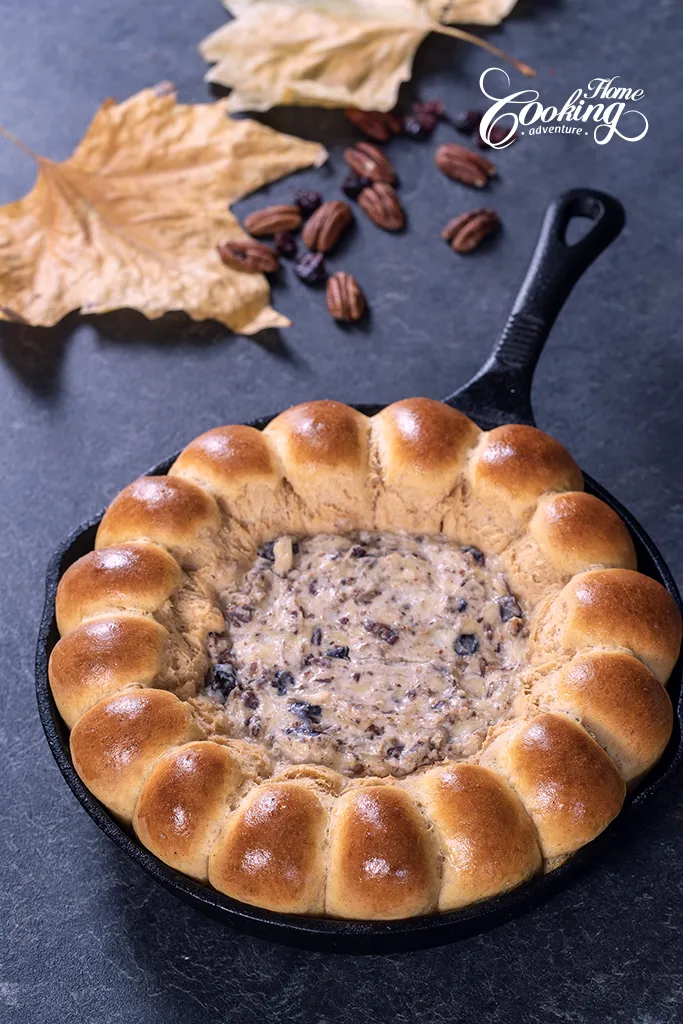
left=431, top=22, right=535, bottom=78
left=0, top=124, right=41, bottom=161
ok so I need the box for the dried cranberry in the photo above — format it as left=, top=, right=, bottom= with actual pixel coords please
left=341, top=173, right=372, bottom=200
left=242, top=689, right=259, bottom=710
left=289, top=700, right=322, bottom=723
left=272, top=670, right=294, bottom=695
left=293, top=188, right=322, bottom=216
left=454, top=633, right=479, bottom=657
left=413, top=99, right=446, bottom=119
left=274, top=231, right=298, bottom=258
left=294, top=251, right=327, bottom=285
left=462, top=545, right=485, bottom=565
left=326, top=645, right=350, bottom=659
left=258, top=541, right=275, bottom=561
left=207, top=662, right=237, bottom=700
left=452, top=109, right=484, bottom=135
left=499, top=595, right=523, bottom=622
left=403, top=113, right=436, bottom=139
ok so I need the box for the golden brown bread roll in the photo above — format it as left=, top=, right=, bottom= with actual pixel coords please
left=445, top=423, right=584, bottom=552
left=169, top=425, right=288, bottom=541
left=481, top=713, right=626, bottom=859
left=325, top=785, right=439, bottom=919
left=531, top=650, right=673, bottom=785
left=264, top=400, right=373, bottom=532
left=209, top=780, right=329, bottom=913
left=96, top=475, right=221, bottom=567
left=70, top=689, right=202, bottom=823
left=49, top=615, right=168, bottom=728
left=56, top=542, right=181, bottom=635
left=502, top=491, right=637, bottom=605
left=371, top=398, right=481, bottom=532
left=407, top=763, right=541, bottom=910
left=133, top=740, right=269, bottom=880
left=534, top=568, right=682, bottom=683
left=49, top=398, right=682, bottom=921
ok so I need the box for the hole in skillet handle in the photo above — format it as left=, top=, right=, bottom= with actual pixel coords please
left=443, top=188, right=626, bottom=431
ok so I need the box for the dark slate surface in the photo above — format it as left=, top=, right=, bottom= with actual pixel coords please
left=2, top=0, right=682, bottom=1020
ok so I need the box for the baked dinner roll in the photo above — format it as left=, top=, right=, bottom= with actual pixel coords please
left=532, top=650, right=673, bottom=785
left=371, top=398, right=480, bottom=531
left=502, top=491, right=637, bottom=605
left=447, top=424, right=584, bottom=551
left=264, top=401, right=373, bottom=532
left=133, top=740, right=269, bottom=881
left=169, top=425, right=288, bottom=540
left=96, top=476, right=221, bottom=568
left=535, top=568, right=682, bottom=683
left=326, top=785, right=439, bottom=919
left=56, top=542, right=181, bottom=636
left=48, top=615, right=168, bottom=729
left=530, top=492, right=637, bottom=574
left=407, top=763, right=541, bottom=910
left=481, top=713, right=626, bottom=859
left=209, top=780, right=329, bottom=913
left=70, top=689, right=202, bottom=823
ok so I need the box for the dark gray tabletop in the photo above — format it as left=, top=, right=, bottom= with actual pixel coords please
left=2, top=1, right=682, bottom=1021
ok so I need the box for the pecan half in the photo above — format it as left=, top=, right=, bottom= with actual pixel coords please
left=243, top=204, right=302, bottom=237
left=302, top=200, right=354, bottom=253
left=441, top=209, right=501, bottom=253
left=343, top=141, right=397, bottom=184
left=357, top=183, right=405, bottom=232
left=217, top=240, right=279, bottom=273
left=435, top=144, right=496, bottom=188
left=345, top=109, right=402, bottom=142
left=326, top=272, right=366, bottom=322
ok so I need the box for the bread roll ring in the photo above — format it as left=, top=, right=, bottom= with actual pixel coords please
left=50, top=399, right=681, bottom=919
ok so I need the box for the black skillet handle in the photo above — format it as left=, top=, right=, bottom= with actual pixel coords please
left=443, top=189, right=625, bottom=428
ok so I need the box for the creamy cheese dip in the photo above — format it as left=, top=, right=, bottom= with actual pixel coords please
left=203, top=532, right=527, bottom=777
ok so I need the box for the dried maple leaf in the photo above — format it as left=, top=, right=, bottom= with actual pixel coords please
left=0, top=85, right=326, bottom=332
left=200, top=0, right=531, bottom=114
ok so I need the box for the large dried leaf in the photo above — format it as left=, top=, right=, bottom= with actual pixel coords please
left=201, top=0, right=528, bottom=114
left=0, top=87, right=326, bottom=332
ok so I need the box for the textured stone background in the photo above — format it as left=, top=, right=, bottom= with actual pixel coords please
left=1, top=1, right=682, bottom=1021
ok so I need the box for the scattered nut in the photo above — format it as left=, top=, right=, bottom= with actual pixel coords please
left=326, top=272, right=366, bottom=322
left=441, top=209, right=501, bottom=253
left=358, top=182, right=405, bottom=231
left=343, top=141, right=397, bottom=184
left=217, top=240, right=279, bottom=273
left=435, top=143, right=496, bottom=188
left=243, top=204, right=302, bottom=236
left=345, top=109, right=402, bottom=142
left=302, top=200, right=354, bottom=253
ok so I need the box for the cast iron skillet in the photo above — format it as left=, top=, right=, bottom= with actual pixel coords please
left=36, top=189, right=682, bottom=954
